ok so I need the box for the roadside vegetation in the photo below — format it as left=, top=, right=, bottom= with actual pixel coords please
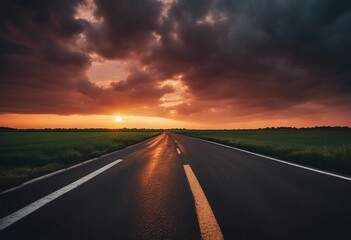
left=0, top=130, right=160, bottom=191
left=173, top=128, right=351, bottom=176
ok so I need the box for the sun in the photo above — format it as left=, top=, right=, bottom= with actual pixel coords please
left=115, top=116, right=123, bottom=123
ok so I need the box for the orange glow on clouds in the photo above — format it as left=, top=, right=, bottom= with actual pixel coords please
left=87, top=59, right=129, bottom=87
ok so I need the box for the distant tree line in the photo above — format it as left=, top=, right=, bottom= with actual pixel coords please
left=256, top=126, right=350, bottom=131
left=173, top=126, right=350, bottom=131
left=0, top=126, right=349, bottom=132
left=0, top=127, right=163, bottom=132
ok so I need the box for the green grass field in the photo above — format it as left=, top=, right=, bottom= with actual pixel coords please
left=173, top=129, right=351, bottom=176
left=0, top=131, right=160, bottom=191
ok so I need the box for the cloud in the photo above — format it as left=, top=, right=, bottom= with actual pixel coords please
left=0, top=0, right=90, bottom=113
left=86, top=0, right=162, bottom=58
left=1, top=0, right=350, bottom=125
left=112, top=69, right=174, bottom=98
left=0, top=0, right=172, bottom=116
left=139, top=0, right=351, bottom=121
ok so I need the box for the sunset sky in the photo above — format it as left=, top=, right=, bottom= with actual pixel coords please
left=1, top=0, right=350, bottom=129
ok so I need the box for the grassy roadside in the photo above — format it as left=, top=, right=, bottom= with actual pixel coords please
left=0, top=131, right=160, bottom=192
left=173, top=129, right=351, bottom=176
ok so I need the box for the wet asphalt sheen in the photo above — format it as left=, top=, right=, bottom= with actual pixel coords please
left=0, top=132, right=350, bottom=240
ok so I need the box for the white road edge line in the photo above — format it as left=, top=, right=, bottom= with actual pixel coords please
left=186, top=136, right=351, bottom=182
left=0, top=159, right=123, bottom=231
left=0, top=135, right=159, bottom=195
left=176, top=148, right=182, bottom=155
left=0, top=155, right=102, bottom=195
left=183, top=165, right=223, bottom=240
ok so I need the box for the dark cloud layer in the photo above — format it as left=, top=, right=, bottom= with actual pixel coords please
left=148, top=0, right=351, bottom=112
left=1, top=0, right=350, bottom=123
left=87, top=0, right=162, bottom=58
left=0, top=0, right=90, bottom=113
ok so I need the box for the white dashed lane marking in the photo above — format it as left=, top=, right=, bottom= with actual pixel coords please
left=177, top=148, right=182, bottom=154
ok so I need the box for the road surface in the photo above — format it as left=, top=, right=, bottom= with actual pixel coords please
left=0, top=132, right=350, bottom=239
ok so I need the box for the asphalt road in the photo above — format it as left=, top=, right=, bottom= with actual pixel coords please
left=0, top=132, right=350, bottom=239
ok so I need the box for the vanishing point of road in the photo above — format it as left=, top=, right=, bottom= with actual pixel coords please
left=0, top=132, right=350, bottom=240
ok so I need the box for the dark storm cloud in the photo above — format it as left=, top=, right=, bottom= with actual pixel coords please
left=1, top=0, right=350, bottom=119
left=0, top=0, right=169, bottom=114
left=86, top=0, right=162, bottom=58
left=0, top=0, right=91, bottom=114
left=143, top=0, right=351, bottom=115
left=77, top=68, right=174, bottom=110
left=112, top=69, right=174, bottom=99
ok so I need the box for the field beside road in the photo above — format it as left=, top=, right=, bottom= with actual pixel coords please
left=173, top=129, right=351, bottom=176
left=0, top=130, right=160, bottom=191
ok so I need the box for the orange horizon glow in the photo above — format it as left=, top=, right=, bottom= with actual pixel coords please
left=0, top=114, right=196, bottom=129
left=1, top=113, right=350, bottom=130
